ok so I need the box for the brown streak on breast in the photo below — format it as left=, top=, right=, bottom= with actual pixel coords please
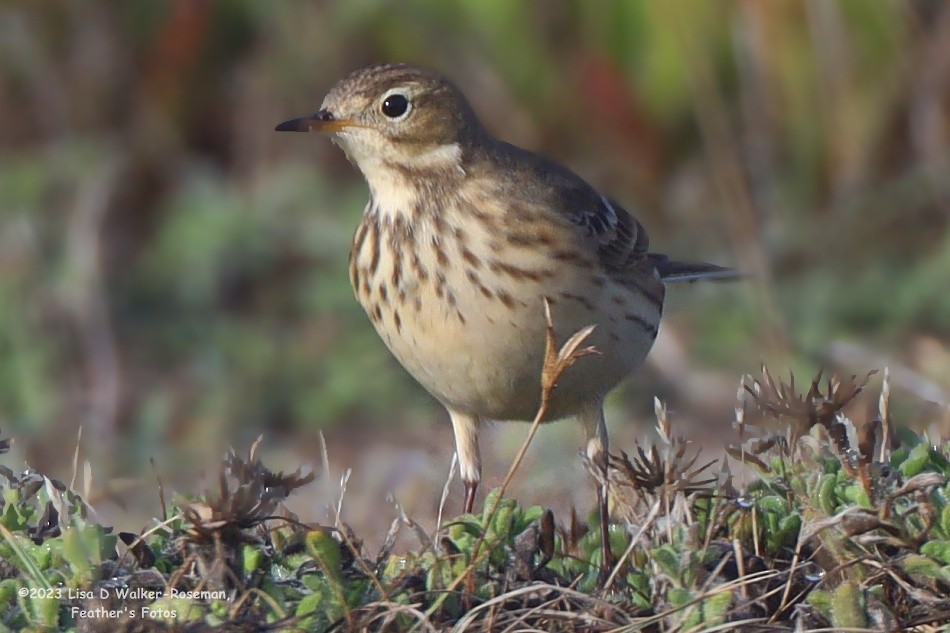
left=435, top=271, right=446, bottom=299
left=411, top=250, right=429, bottom=283
left=560, top=291, right=596, bottom=311
left=626, top=275, right=664, bottom=306
left=506, top=231, right=539, bottom=247
left=350, top=221, right=371, bottom=292
left=466, top=268, right=494, bottom=299
left=366, top=222, right=381, bottom=280
left=349, top=260, right=360, bottom=293
left=489, top=260, right=552, bottom=282
left=624, top=311, right=658, bottom=336
left=496, top=289, right=516, bottom=309
left=553, top=250, right=586, bottom=264
left=434, top=240, right=449, bottom=268
left=391, top=250, right=403, bottom=292
left=460, top=246, right=482, bottom=268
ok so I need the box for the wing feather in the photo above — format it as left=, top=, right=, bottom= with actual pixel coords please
left=568, top=194, right=650, bottom=272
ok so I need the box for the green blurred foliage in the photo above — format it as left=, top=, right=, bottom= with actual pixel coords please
left=0, top=1, right=947, bottom=468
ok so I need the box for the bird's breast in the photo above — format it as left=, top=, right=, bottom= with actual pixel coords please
left=348, top=202, right=663, bottom=420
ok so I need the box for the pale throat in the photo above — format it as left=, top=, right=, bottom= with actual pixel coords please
left=347, top=139, right=466, bottom=226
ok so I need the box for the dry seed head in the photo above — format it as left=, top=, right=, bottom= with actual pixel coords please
left=654, top=397, right=670, bottom=444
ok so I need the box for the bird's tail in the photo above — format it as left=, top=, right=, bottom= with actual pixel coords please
left=648, top=254, right=743, bottom=283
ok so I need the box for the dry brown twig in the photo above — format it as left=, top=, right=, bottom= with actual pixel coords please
left=729, top=366, right=880, bottom=486
left=181, top=436, right=314, bottom=543
left=421, top=299, right=599, bottom=623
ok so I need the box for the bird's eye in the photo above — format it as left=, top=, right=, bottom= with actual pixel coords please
left=381, top=93, right=410, bottom=119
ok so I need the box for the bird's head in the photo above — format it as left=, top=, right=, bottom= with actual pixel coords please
left=276, top=63, right=484, bottom=179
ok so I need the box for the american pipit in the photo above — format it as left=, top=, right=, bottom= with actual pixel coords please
left=277, top=63, right=734, bottom=570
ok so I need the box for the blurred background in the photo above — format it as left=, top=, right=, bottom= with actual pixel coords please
left=1, top=0, right=948, bottom=542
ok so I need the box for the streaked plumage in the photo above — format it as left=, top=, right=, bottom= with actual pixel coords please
left=277, top=63, right=736, bottom=579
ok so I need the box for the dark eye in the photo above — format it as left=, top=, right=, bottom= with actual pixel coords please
left=381, top=93, right=410, bottom=118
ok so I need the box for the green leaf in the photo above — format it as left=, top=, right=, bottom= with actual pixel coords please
left=651, top=545, right=681, bottom=579
left=481, top=489, right=502, bottom=520
left=778, top=514, right=803, bottom=549
left=758, top=495, right=790, bottom=515
left=920, top=540, right=950, bottom=565
left=830, top=581, right=867, bottom=628
left=1, top=531, right=51, bottom=590
left=243, top=544, right=264, bottom=574
left=517, top=505, right=545, bottom=532
left=296, top=592, right=323, bottom=618
left=806, top=589, right=833, bottom=619
left=24, top=595, right=59, bottom=628
left=305, top=530, right=343, bottom=585
left=489, top=500, right=516, bottom=542
left=667, top=586, right=692, bottom=607
left=843, top=483, right=872, bottom=508
left=903, top=554, right=944, bottom=578
left=701, top=589, right=734, bottom=625
left=898, top=442, right=931, bottom=477
left=29, top=542, right=52, bottom=571
left=0, top=503, right=29, bottom=532
left=61, top=525, right=117, bottom=577
left=818, top=473, right=838, bottom=514
left=0, top=579, right=16, bottom=606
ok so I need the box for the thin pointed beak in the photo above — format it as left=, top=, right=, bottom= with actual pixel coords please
left=274, top=109, right=360, bottom=133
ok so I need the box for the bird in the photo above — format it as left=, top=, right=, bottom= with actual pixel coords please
left=276, top=63, right=735, bottom=575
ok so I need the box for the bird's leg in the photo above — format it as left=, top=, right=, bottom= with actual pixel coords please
left=463, top=480, right=478, bottom=514
left=582, top=403, right=616, bottom=586
left=449, top=410, right=482, bottom=514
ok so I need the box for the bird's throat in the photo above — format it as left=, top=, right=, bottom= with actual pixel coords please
left=359, top=146, right=465, bottom=227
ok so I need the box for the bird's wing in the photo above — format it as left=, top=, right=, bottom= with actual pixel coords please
left=491, top=143, right=734, bottom=282
left=567, top=193, right=739, bottom=283
left=564, top=193, right=651, bottom=272
left=491, top=142, right=651, bottom=273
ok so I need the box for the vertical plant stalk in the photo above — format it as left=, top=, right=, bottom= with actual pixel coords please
left=420, top=300, right=598, bottom=623
left=878, top=367, right=890, bottom=463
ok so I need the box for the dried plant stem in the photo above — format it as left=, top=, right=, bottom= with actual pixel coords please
left=771, top=530, right=809, bottom=622
left=603, top=499, right=661, bottom=589
left=452, top=583, right=623, bottom=631
left=149, top=456, right=168, bottom=522
left=751, top=505, right=761, bottom=557
left=631, top=569, right=782, bottom=631
left=337, top=521, right=392, bottom=603
left=69, top=425, right=82, bottom=492
left=423, top=384, right=554, bottom=622
left=437, top=452, right=457, bottom=533
left=418, top=301, right=597, bottom=626
left=0, top=522, right=52, bottom=591
left=879, top=366, right=890, bottom=463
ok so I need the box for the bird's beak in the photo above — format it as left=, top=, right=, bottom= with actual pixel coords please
left=274, top=109, right=360, bottom=133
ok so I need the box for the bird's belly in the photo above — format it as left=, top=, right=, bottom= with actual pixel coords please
left=358, top=268, right=661, bottom=421
left=348, top=213, right=663, bottom=421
